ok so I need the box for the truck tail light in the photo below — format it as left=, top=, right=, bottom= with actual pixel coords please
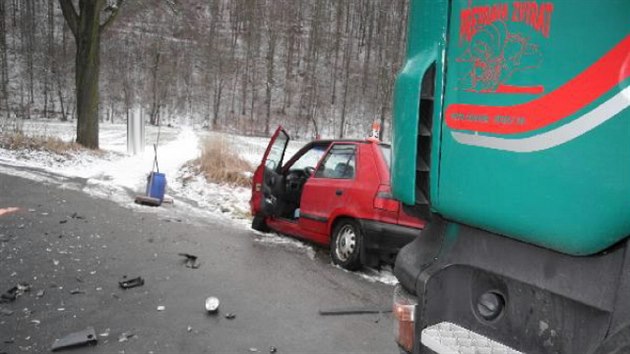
left=374, top=184, right=400, bottom=212
left=393, top=285, right=417, bottom=353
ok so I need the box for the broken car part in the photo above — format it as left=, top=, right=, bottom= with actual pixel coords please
left=0, top=283, right=31, bottom=303
left=178, top=253, right=200, bottom=269
left=118, top=277, right=144, bottom=289
left=51, top=327, right=97, bottom=351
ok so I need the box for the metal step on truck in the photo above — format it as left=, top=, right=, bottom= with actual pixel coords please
left=389, top=0, right=630, bottom=353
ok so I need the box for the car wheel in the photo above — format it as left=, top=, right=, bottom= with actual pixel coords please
left=331, top=219, right=362, bottom=270
left=251, top=214, right=269, bottom=232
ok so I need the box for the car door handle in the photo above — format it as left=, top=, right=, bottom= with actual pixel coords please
left=335, top=189, right=343, bottom=196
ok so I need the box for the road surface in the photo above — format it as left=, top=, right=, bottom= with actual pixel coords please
left=0, top=173, right=398, bottom=353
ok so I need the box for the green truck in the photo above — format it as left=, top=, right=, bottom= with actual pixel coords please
left=390, top=0, right=630, bottom=353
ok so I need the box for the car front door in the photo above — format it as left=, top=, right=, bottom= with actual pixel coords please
left=259, top=126, right=290, bottom=217
left=299, top=143, right=357, bottom=239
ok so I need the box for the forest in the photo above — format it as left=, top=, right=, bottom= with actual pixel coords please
left=0, top=0, right=409, bottom=144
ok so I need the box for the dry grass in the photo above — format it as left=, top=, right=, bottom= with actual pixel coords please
left=193, top=137, right=253, bottom=187
left=0, top=132, right=84, bottom=155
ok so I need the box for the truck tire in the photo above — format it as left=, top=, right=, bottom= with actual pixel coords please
left=331, top=219, right=363, bottom=271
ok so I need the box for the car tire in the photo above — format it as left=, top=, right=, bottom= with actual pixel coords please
left=331, top=219, right=363, bottom=271
left=251, top=214, right=269, bottom=232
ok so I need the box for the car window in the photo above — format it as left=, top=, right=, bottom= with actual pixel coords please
left=265, top=132, right=288, bottom=170
left=314, top=144, right=356, bottom=179
left=288, top=145, right=327, bottom=170
left=379, top=145, right=391, bottom=168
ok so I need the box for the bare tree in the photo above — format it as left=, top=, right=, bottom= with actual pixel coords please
left=58, top=0, right=124, bottom=149
left=0, top=0, right=8, bottom=118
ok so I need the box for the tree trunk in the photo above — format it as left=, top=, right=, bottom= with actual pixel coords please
left=264, top=31, right=276, bottom=136
left=0, top=0, right=9, bottom=117
left=73, top=2, right=102, bottom=148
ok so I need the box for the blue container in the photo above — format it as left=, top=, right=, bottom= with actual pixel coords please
left=146, top=172, right=166, bottom=202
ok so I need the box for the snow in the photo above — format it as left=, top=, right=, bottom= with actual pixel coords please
left=0, top=120, right=397, bottom=286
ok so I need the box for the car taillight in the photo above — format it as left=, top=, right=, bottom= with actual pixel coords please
left=393, top=285, right=417, bottom=353
left=374, top=185, right=400, bottom=212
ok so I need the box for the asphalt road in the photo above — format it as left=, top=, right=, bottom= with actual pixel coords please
left=0, top=173, right=398, bottom=354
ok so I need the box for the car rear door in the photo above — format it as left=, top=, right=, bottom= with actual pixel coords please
left=258, top=126, right=290, bottom=217
left=299, top=143, right=357, bottom=237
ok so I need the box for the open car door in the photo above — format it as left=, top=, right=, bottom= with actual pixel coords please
left=259, top=126, right=290, bottom=217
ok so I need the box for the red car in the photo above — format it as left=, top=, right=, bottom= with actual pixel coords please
left=250, top=126, right=425, bottom=270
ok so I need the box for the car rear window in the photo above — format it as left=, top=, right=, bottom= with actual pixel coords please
left=379, top=145, right=391, bottom=168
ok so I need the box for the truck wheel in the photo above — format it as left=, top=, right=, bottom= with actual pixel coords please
left=331, top=219, right=363, bottom=271
left=251, top=214, right=269, bottom=232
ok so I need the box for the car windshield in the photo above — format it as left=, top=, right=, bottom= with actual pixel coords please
left=289, top=145, right=327, bottom=170
left=379, top=145, right=391, bottom=168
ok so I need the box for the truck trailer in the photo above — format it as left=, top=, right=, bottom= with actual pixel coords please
left=390, top=0, right=630, bottom=352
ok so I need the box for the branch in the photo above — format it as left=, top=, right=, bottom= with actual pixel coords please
left=100, top=0, right=125, bottom=33
left=58, top=0, right=79, bottom=37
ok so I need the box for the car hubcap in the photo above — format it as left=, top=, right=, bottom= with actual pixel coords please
left=335, top=225, right=356, bottom=262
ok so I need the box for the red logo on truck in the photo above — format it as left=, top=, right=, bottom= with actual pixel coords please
left=457, top=1, right=553, bottom=95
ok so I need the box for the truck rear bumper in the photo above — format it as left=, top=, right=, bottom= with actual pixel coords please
left=394, top=216, right=630, bottom=354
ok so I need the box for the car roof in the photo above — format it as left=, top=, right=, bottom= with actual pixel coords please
left=311, top=139, right=389, bottom=146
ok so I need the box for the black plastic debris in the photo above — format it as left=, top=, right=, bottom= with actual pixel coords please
left=224, top=313, right=236, bottom=320
left=0, top=283, right=31, bottom=303
left=70, top=213, right=85, bottom=220
left=69, top=289, right=85, bottom=295
left=119, top=276, right=144, bottom=289
left=59, top=220, right=67, bottom=224
left=178, top=253, right=200, bottom=269
left=318, top=306, right=392, bottom=316
left=51, top=327, right=97, bottom=351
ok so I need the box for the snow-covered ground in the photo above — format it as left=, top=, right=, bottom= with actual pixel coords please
left=0, top=120, right=397, bottom=285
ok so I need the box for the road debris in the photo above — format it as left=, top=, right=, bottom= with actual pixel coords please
left=70, top=212, right=85, bottom=220
left=70, top=289, right=86, bottom=295
left=157, top=305, right=165, bottom=311
left=178, top=253, right=200, bottom=269
left=51, top=327, right=97, bottom=351
left=119, top=276, right=144, bottom=289
left=269, top=346, right=278, bottom=353
left=224, top=313, right=236, bottom=320
left=36, top=290, right=45, bottom=298
left=0, top=283, right=31, bottom=303
left=249, top=348, right=259, bottom=352
left=30, top=319, right=41, bottom=325
left=118, top=331, right=136, bottom=342
left=0, top=307, right=14, bottom=316
left=318, top=306, right=393, bottom=316
left=205, top=297, right=220, bottom=313
left=187, top=326, right=192, bottom=332
left=0, top=207, right=20, bottom=217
